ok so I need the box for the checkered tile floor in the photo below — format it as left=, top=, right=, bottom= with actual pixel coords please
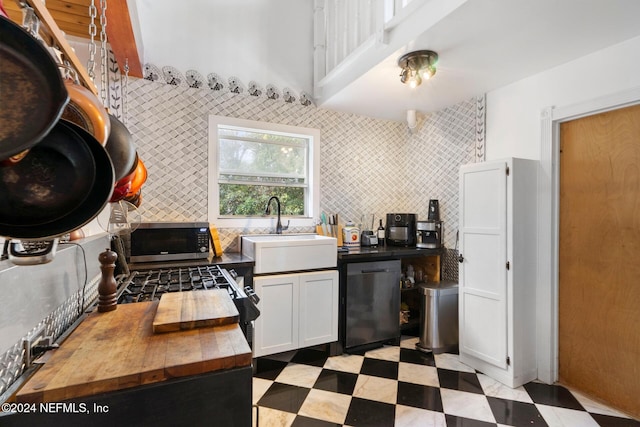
left=252, top=337, right=639, bottom=427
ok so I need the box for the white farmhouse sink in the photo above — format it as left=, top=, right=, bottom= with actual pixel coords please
left=241, top=234, right=337, bottom=274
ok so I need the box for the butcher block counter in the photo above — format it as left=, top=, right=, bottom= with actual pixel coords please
left=7, top=301, right=253, bottom=427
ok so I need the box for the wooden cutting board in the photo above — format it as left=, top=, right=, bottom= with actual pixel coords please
left=16, top=301, right=251, bottom=404
left=152, top=289, right=239, bottom=333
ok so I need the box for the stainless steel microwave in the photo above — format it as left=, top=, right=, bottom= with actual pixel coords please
left=128, top=222, right=210, bottom=263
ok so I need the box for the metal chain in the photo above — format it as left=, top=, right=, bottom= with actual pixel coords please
left=87, top=0, right=97, bottom=81
left=123, top=59, right=129, bottom=126
left=99, top=0, right=108, bottom=106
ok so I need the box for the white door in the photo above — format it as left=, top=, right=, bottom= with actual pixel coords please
left=459, top=160, right=508, bottom=369
left=254, top=274, right=299, bottom=357
left=298, top=270, right=339, bottom=348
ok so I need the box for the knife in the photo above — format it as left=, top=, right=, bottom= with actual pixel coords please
left=320, top=212, right=328, bottom=236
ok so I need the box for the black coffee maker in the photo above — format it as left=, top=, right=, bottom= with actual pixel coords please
left=416, top=200, right=442, bottom=249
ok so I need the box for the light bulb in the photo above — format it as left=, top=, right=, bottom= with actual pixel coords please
left=421, top=65, right=436, bottom=80
left=408, top=73, right=422, bottom=88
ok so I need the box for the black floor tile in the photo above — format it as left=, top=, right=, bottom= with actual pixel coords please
left=254, top=358, right=288, bottom=380
left=344, top=397, right=396, bottom=427
left=396, top=381, right=443, bottom=412
left=523, top=382, right=584, bottom=411
left=290, top=348, right=329, bottom=367
left=590, top=413, right=640, bottom=427
left=437, top=368, right=484, bottom=394
left=360, top=358, right=398, bottom=380
left=445, top=414, right=497, bottom=427
left=291, top=415, right=342, bottom=427
left=399, top=347, right=436, bottom=366
left=487, top=396, right=548, bottom=426
left=313, top=369, right=359, bottom=395
left=257, top=382, right=310, bottom=414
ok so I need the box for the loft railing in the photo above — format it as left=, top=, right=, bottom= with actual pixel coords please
left=314, top=0, right=420, bottom=90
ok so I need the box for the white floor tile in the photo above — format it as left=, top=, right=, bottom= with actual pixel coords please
left=400, top=336, right=419, bottom=349
left=352, top=374, right=398, bottom=404
left=569, top=389, right=633, bottom=419
left=398, top=362, right=440, bottom=387
left=434, top=353, right=476, bottom=373
left=476, top=373, right=533, bottom=403
left=395, top=404, right=447, bottom=427
left=536, top=404, right=600, bottom=427
left=322, top=353, right=365, bottom=374
left=364, top=345, right=400, bottom=362
left=252, top=377, right=273, bottom=404
left=297, top=388, right=352, bottom=424
left=440, top=388, right=496, bottom=424
left=254, top=406, right=296, bottom=427
left=275, top=363, right=323, bottom=388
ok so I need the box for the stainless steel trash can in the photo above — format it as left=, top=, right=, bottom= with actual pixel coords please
left=416, top=281, right=459, bottom=354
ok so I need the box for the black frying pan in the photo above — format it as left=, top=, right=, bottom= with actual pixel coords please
left=0, top=16, right=69, bottom=160
left=0, top=120, right=114, bottom=239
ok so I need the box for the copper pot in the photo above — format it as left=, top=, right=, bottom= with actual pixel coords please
left=61, top=77, right=110, bottom=146
left=126, top=157, right=147, bottom=197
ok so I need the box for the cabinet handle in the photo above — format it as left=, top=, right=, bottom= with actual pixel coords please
left=458, top=254, right=464, bottom=263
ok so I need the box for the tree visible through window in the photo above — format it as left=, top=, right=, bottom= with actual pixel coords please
left=214, top=121, right=313, bottom=217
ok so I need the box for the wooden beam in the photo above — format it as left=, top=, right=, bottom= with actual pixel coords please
left=105, top=0, right=143, bottom=78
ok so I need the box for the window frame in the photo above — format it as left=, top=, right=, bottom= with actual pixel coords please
left=207, top=115, right=320, bottom=229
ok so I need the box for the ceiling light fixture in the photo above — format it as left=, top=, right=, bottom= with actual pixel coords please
left=398, top=50, right=438, bottom=88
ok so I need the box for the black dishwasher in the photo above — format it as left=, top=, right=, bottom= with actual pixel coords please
left=345, top=260, right=401, bottom=350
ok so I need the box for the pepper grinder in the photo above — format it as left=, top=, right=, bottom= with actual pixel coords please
left=98, top=248, right=118, bottom=312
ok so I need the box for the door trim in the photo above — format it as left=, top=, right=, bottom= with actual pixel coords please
left=537, top=86, right=640, bottom=384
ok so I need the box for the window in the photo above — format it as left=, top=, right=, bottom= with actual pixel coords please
left=208, top=115, right=320, bottom=228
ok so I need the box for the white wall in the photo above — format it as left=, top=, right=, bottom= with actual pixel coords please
left=484, top=34, right=640, bottom=383
left=485, top=35, right=640, bottom=160
left=133, top=0, right=313, bottom=95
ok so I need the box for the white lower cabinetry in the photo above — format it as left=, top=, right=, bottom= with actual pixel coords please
left=253, top=270, right=338, bottom=358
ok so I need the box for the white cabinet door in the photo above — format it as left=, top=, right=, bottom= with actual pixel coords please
left=298, top=270, right=339, bottom=348
left=254, top=274, right=299, bottom=357
left=459, top=160, right=508, bottom=369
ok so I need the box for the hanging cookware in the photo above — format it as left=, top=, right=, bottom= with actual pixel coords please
left=125, top=157, right=147, bottom=197
left=60, top=68, right=111, bottom=146
left=104, top=114, right=136, bottom=182
left=0, top=119, right=114, bottom=240
left=109, top=152, right=138, bottom=203
left=0, top=16, right=69, bottom=161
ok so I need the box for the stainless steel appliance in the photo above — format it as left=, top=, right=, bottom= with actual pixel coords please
left=385, top=213, right=417, bottom=246
left=416, top=220, right=442, bottom=249
left=116, top=265, right=260, bottom=343
left=416, top=281, right=458, bottom=354
left=345, top=260, right=401, bottom=350
left=128, top=222, right=210, bottom=263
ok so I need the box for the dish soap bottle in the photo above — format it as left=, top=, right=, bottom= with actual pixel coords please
left=377, top=219, right=385, bottom=246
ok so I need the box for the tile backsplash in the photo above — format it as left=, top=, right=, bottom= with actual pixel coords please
left=127, top=77, right=479, bottom=253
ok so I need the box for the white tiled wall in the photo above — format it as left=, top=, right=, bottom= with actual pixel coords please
left=127, top=77, right=478, bottom=253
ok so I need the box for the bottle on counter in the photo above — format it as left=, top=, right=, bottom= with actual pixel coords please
left=377, top=219, right=385, bottom=246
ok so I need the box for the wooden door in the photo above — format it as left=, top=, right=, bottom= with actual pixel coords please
left=559, top=104, right=640, bottom=418
left=459, top=160, right=508, bottom=369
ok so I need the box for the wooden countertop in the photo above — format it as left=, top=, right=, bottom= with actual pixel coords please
left=16, top=301, right=252, bottom=404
